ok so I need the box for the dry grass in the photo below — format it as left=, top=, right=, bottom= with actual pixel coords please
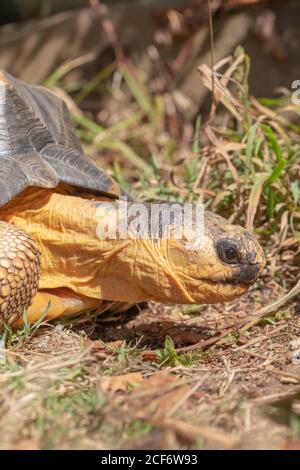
left=0, top=285, right=299, bottom=450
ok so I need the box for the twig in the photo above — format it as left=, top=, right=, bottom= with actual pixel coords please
left=175, top=279, right=300, bottom=354
left=88, top=0, right=125, bottom=64
left=266, top=366, right=300, bottom=383
left=155, top=417, right=237, bottom=449
left=166, top=377, right=207, bottom=418
left=207, top=0, right=216, bottom=124
left=235, top=324, right=289, bottom=350
left=175, top=328, right=232, bottom=353
left=240, top=279, right=300, bottom=332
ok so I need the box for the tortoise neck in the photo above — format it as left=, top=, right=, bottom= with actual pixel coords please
left=0, top=188, right=194, bottom=304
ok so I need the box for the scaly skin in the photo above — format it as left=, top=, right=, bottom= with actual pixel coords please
left=0, top=185, right=265, bottom=327
left=0, top=221, right=40, bottom=326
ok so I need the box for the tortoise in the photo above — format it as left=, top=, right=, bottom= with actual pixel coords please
left=0, top=70, right=265, bottom=329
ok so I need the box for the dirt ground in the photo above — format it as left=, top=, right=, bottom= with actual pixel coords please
left=1, top=282, right=299, bottom=450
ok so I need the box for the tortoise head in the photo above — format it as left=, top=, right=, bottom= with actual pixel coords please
left=93, top=201, right=265, bottom=305
left=163, top=211, right=266, bottom=304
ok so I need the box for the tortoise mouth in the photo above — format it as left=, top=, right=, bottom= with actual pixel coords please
left=201, top=276, right=249, bottom=289
left=198, top=262, right=262, bottom=289
left=188, top=275, right=250, bottom=303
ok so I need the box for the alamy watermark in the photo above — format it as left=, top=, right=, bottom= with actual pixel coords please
left=95, top=197, right=205, bottom=249
left=291, top=80, right=300, bottom=104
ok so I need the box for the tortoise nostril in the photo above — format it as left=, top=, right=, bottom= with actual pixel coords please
left=236, top=264, right=261, bottom=285
left=247, top=249, right=266, bottom=269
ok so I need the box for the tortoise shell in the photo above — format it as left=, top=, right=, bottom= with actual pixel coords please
left=0, top=70, right=119, bottom=208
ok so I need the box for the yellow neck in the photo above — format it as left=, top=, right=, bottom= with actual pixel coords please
left=0, top=187, right=195, bottom=304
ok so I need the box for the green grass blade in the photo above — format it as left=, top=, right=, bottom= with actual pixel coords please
left=122, top=66, right=153, bottom=116
left=99, top=139, right=153, bottom=175
left=192, top=115, right=202, bottom=154
left=246, top=123, right=259, bottom=168
left=246, top=173, right=269, bottom=230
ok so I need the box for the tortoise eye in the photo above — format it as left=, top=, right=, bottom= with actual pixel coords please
left=216, top=239, right=241, bottom=264
left=225, top=246, right=239, bottom=261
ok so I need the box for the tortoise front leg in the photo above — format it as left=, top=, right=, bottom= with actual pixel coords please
left=0, top=221, right=40, bottom=328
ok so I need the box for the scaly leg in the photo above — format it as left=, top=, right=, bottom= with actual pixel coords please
left=19, top=288, right=100, bottom=325
left=0, top=221, right=124, bottom=328
left=0, top=221, right=40, bottom=328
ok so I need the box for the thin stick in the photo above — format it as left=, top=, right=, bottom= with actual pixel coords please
left=207, top=0, right=216, bottom=122
left=240, top=278, right=300, bottom=332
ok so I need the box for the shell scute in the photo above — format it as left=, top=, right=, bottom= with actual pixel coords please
left=0, top=69, right=120, bottom=207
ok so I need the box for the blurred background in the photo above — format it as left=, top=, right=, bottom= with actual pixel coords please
left=1, top=2, right=300, bottom=451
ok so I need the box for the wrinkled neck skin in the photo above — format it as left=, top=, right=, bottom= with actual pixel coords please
left=0, top=187, right=250, bottom=305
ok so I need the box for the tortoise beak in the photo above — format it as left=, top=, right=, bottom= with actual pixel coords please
left=233, top=250, right=266, bottom=285
left=235, top=263, right=263, bottom=285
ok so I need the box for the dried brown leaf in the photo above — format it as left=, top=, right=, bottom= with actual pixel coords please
left=130, top=371, right=189, bottom=420
left=99, top=372, right=143, bottom=394
left=156, top=417, right=237, bottom=449
left=246, top=172, right=269, bottom=231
